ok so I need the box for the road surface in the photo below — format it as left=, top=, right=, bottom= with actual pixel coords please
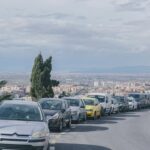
left=50, top=109, right=150, bottom=150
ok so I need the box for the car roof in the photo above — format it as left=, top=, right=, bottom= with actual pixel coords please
left=2, top=100, right=38, bottom=106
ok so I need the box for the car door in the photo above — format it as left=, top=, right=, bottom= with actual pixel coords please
left=80, top=99, right=86, bottom=119
left=64, top=100, right=71, bottom=122
left=106, top=96, right=110, bottom=112
left=61, top=101, right=68, bottom=125
left=95, top=99, right=100, bottom=115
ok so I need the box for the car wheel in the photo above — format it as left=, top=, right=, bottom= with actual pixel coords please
left=93, top=112, right=97, bottom=120
left=47, top=144, right=50, bottom=150
left=101, top=108, right=105, bottom=116
left=97, top=113, right=101, bottom=119
left=66, top=118, right=71, bottom=128
left=108, top=109, right=111, bottom=116
left=112, top=108, right=114, bottom=114
left=77, top=114, right=80, bottom=123
left=58, top=120, right=63, bottom=132
left=83, top=114, right=87, bottom=121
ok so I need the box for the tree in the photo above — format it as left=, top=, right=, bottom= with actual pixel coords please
left=59, top=91, right=70, bottom=98
left=30, top=53, right=59, bottom=100
left=0, top=80, right=13, bottom=101
left=0, top=80, right=7, bottom=88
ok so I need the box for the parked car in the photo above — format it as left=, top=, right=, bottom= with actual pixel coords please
left=111, top=97, right=119, bottom=114
left=113, top=96, right=129, bottom=112
left=82, top=97, right=101, bottom=120
left=63, top=97, right=87, bottom=123
left=0, top=100, right=50, bottom=150
left=128, top=93, right=145, bottom=109
left=87, top=93, right=112, bottom=116
left=39, top=98, right=71, bottom=132
left=127, top=97, right=138, bottom=111
left=144, top=93, right=150, bottom=108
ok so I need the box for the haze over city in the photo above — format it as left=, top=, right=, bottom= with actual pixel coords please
left=0, top=0, right=150, bottom=73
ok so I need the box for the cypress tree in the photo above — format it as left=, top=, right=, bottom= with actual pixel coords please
left=0, top=80, right=13, bottom=101
left=0, top=80, right=7, bottom=88
left=30, top=53, right=59, bottom=100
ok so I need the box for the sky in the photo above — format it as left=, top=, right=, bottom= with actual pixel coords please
left=0, top=0, right=150, bottom=73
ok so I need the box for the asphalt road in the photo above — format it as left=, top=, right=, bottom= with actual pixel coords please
left=50, top=109, right=150, bottom=150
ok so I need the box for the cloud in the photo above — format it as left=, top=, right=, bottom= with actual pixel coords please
left=112, top=0, right=150, bottom=11
left=0, top=0, right=150, bottom=72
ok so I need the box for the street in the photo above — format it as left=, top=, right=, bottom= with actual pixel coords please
left=50, top=109, right=150, bottom=150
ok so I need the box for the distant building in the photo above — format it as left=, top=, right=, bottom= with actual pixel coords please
left=94, top=81, right=99, bottom=87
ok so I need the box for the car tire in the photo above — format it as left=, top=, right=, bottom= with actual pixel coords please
left=97, top=114, right=101, bottom=119
left=93, top=112, right=97, bottom=120
left=108, top=109, right=111, bottom=116
left=101, top=107, right=105, bottom=116
left=47, top=144, right=50, bottom=150
left=58, top=120, right=63, bottom=132
left=77, top=115, right=80, bottom=123
left=66, top=118, right=71, bottom=128
left=83, top=114, right=87, bottom=121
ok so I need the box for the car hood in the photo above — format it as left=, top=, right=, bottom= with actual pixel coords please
left=129, top=102, right=133, bottom=105
left=85, top=105, right=95, bottom=110
left=70, top=106, right=80, bottom=112
left=0, top=120, right=45, bottom=136
left=43, top=109, right=59, bottom=116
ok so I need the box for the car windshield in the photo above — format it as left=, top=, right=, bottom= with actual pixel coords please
left=114, top=96, right=125, bottom=103
left=128, top=99, right=133, bottom=102
left=88, top=95, right=105, bottom=103
left=97, top=96, right=105, bottom=103
left=84, top=99, right=94, bottom=105
left=128, top=94, right=140, bottom=99
left=0, top=103, right=42, bottom=121
left=41, top=100, right=62, bottom=110
left=65, top=99, right=80, bottom=107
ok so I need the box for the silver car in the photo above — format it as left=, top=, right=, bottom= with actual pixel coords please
left=64, top=97, right=87, bottom=123
left=0, top=100, right=50, bottom=150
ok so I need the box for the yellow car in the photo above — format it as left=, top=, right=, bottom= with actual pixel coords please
left=82, top=97, right=101, bottom=120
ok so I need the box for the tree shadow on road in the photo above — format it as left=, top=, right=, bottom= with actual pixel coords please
left=55, top=143, right=112, bottom=150
left=71, top=125, right=108, bottom=132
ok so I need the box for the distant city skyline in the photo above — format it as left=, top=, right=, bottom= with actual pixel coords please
left=0, top=0, right=150, bottom=73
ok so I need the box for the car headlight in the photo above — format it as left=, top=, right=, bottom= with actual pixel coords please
left=51, top=113, right=59, bottom=119
left=32, top=130, right=47, bottom=138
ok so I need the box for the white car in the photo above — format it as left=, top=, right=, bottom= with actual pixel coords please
left=87, top=93, right=112, bottom=115
left=127, top=97, right=138, bottom=110
left=0, top=100, right=50, bottom=150
left=64, top=97, right=87, bottom=123
left=111, top=98, right=119, bottom=114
